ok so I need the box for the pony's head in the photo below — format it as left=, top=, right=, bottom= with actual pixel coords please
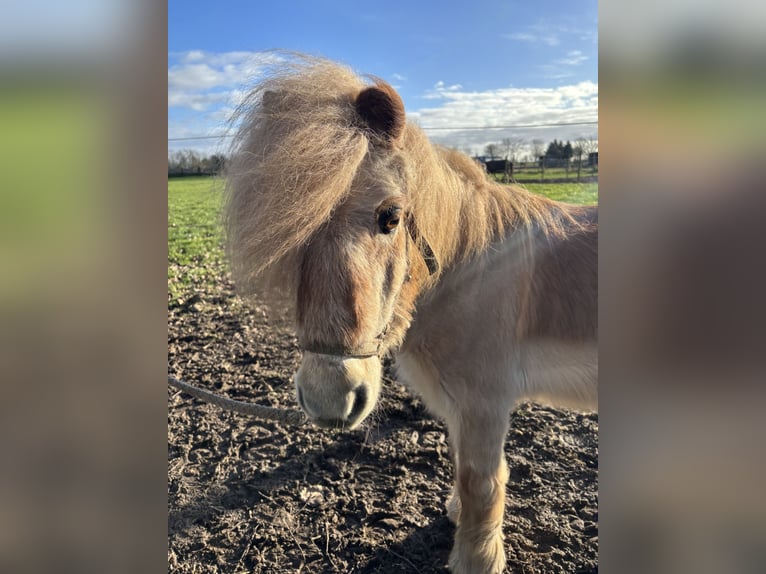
left=226, top=57, right=438, bottom=429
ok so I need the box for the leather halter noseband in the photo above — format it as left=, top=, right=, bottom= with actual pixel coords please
left=300, top=216, right=439, bottom=359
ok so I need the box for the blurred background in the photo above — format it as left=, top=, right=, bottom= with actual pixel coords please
left=601, top=1, right=766, bottom=572
left=0, top=1, right=166, bottom=573
left=1, top=1, right=764, bottom=572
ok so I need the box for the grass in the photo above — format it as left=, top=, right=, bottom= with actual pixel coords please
left=168, top=176, right=226, bottom=302
left=489, top=166, right=598, bottom=183
left=167, top=176, right=598, bottom=301
left=521, top=182, right=598, bottom=205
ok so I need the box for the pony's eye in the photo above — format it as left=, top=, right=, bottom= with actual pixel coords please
left=377, top=205, right=402, bottom=234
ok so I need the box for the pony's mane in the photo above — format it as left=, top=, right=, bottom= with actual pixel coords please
left=225, top=54, right=583, bottom=302
left=400, top=127, right=580, bottom=274
left=225, top=55, right=369, bottom=297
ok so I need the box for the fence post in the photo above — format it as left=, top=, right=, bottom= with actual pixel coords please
left=540, top=156, right=545, bottom=182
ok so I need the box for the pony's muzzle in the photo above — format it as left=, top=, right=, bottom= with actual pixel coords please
left=297, top=384, right=369, bottom=429
left=294, top=353, right=381, bottom=430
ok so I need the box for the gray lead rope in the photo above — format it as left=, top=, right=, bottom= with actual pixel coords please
left=168, top=375, right=307, bottom=426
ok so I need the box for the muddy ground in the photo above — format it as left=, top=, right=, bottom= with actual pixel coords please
left=168, top=276, right=598, bottom=573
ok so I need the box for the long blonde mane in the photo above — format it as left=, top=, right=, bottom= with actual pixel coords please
left=225, top=56, right=369, bottom=298
left=225, top=54, right=584, bottom=303
left=399, top=130, right=580, bottom=272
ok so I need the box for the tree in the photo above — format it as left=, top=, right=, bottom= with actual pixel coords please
left=575, top=135, right=598, bottom=157
left=173, top=150, right=188, bottom=172
left=530, top=139, right=546, bottom=163
left=484, top=143, right=502, bottom=159
left=185, top=150, right=202, bottom=174
left=544, top=139, right=561, bottom=160
left=501, top=137, right=525, bottom=163
left=573, top=135, right=598, bottom=180
left=209, top=154, right=226, bottom=173
left=168, top=150, right=228, bottom=176
left=544, top=139, right=574, bottom=161
left=563, top=141, right=573, bottom=160
left=574, top=135, right=598, bottom=173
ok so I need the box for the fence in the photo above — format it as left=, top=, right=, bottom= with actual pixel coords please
left=478, top=156, right=599, bottom=184
left=168, top=167, right=223, bottom=177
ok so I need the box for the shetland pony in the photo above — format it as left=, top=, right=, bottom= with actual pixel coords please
left=225, top=55, right=597, bottom=574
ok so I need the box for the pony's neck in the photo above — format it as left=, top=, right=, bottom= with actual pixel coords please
left=384, top=135, right=565, bottom=352
left=406, top=135, right=560, bottom=273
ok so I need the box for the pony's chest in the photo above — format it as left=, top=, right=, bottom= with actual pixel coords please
left=394, top=349, right=456, bottom=420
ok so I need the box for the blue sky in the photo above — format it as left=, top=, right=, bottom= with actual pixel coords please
left=169, top=0, right=598, bottom=157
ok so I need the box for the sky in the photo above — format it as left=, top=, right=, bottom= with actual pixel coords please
left=168, top=0, right=598, bottom=158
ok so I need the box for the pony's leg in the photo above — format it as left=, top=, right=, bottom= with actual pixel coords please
left=448, top=413, right=509, bottom=574
left=446, top=436, right=461, bottom=525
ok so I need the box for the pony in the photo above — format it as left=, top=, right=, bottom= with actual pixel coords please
left=225, top=54, right=597, bottom=574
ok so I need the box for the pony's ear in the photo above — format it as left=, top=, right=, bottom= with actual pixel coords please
left=261, top=90, right=279, bottom=109
left=355, top=81, right=405, bottom=145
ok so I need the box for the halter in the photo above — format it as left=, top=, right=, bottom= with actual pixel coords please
left=300, top=217, right=439, bottom=359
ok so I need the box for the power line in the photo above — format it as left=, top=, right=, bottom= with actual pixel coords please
left=168, top=134, right=235, bottom=142
left=418, top=120, right=598, bottom=131
left=167, top=120, right=598, bottom=142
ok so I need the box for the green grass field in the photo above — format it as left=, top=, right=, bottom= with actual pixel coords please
left=168, top=176, right=226, bottom=302
left=522, top=182, right=598, bottom=205
left=168, top=176, right=598, bottom=302
left=489, top=166, right=598, bottom=183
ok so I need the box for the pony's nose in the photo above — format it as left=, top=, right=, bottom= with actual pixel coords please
left=299, top=384, right=369, bottom=430
left=347, top=385, right=369, bottom=425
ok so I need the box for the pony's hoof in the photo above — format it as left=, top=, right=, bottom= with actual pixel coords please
left=449, top=532, right=506, bottom=574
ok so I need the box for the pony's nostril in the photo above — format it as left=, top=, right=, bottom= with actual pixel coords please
left=348, top=385, right=368, bottom=423
left=297, top=387, right=306, bottom=411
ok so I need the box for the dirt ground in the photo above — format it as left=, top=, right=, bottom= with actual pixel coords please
left=168, top=277, right=598, bottom=573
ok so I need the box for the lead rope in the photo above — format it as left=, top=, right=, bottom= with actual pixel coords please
left=168, top=375, right=307, bottom=426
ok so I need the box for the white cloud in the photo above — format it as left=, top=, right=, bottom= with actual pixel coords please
left=168, top=50, right=283, bottom=112
left=168, top=63, right=225, bottom=90
left=391, top=73, right=407, bottom=81
left=168, top=51, right=598, bottom=158
left=503, top=17, right=599, bottom=49
left=504, top=32, right=536, bottom=42
left=424, top=81, right=465, bottom=99
left=168, top=51, right=285, bottom=153
left=542, top=70, right=577, bottom=80
left=182, top=50, right=205, bottom=63
left=412, top=82, right=598, bottom=155
left=503, top=31, right=559, bottom=46
left=556, top=50, right=588, bottom=66
left=167, top=90, right=231, bottom=112
left=540, top=50, right=590, bottom=79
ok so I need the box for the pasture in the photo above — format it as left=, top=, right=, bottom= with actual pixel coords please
left=168, top=176, right=598, bottom=573
left=489, top=167, right=599, bottom=185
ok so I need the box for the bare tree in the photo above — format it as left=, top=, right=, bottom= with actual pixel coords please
left=575, top=135, right=598, bottom=156
left=185, top=150, right=202, bottom=173
left=572, top=142, right=584, bottom=182
left=574, top=135, right=598, bottom=176
left=168, top=149, right=228, bottom=176
left=170, top=150, right=189, bottom=174
left=484, top=143, right=502, bottom=159
left=530, top=139, right=546, bottom=163
left=501, top=137, right=526, bottom=163
left=572, top=135, right=598, bottom=180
